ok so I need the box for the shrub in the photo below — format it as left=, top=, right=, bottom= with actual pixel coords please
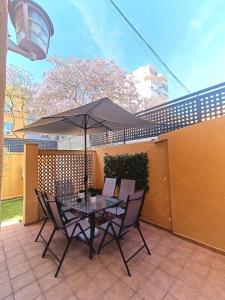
left=104, top=152, right=149, bottom=191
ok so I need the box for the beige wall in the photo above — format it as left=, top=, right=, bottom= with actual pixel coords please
left=2, top=153, right=23, bottom=199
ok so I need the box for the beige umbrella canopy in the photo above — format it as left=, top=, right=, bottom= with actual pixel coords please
left=17, top=97, right=158, bottom=198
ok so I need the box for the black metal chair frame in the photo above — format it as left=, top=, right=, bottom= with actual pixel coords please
left=42, top=195, right=91, bottom=277
left=34, top=189, right=51, bottom=243
left=97, top=192, right=151, bottom=276
left=34, top=189, right=78, bottom=243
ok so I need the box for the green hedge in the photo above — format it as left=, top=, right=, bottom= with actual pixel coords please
left=104, top=152, right=149, bottom=191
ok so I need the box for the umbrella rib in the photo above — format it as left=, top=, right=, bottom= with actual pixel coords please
left=62, top=117, right=84, bottom=128
left=87, top=115, right=112, bottom=131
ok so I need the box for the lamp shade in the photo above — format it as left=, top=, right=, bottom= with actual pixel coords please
left=9, top=0, right=54, bottom=60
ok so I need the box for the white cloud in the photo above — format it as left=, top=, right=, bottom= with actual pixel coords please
left=69, top=0, right=122, bottom=60
left=189, top=2, right=216, bottom=30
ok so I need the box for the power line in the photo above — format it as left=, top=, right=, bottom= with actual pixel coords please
left=107, top=0, right=191, bottom=94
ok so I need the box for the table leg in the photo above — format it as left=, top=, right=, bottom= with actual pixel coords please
left=89, top=212, right=95, bottom=259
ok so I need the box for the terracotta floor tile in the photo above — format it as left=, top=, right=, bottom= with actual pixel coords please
left=154, top=244, right=172, bottom=257
left=1, top=222, right=225, bottom=300
left=7, top=254, right=27, bottom=268
left=167, top=249, right=188, bottom=266
left=0, top=281, right=13, bottom=300
left=207, top=269, right=225, bottom=290
left=170, top=280, right=200, bottom=300
left=163, top=294, right=177, bottom=300
left=122, top=271, right=148, bottom=292
left=180, top=266, right=206, bottom=290
left=33, top=260, right=56, bottom=279
left=0, top=269, right=10, bottom=285
left=0, top=261, right=7, bottom=273
left=138, top=279, right=166, bottom=300
left=44, top=281, right=74, bottom=300
left=190, top=251, right=214, bottom=267
left=159, top=258, right=182, bottom=278
left=38, top=271, right=63, bottom=292
left=94, top=269, right=118, bottom=292
left=14, top=281, right=42, bottom=300
left=104, top=281, right=135, bottom=300
left=8, top=261, right=31, bottom=279
left=175, top=244, right=193, bottom=256
left=132, top=259, right=155, bottom=278
left=184, top=260, right=209, bottom=278
left=107, top=261, right=127, bottom=278
left=144, top=252, right=163, bottom=267
left=76, top=279, right=104, bottom=300
left=5, top=247, right=24, bottom=259
left=150, top=268, right=175, bottom=292
left=66, top=269, right=90, bottom=293
left=200, top=280, right=225, bottom=300
left=11, top=270, right=36, bottom=291
left=29, top=255, right=47, bottom=268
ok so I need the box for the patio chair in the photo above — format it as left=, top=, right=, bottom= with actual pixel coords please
left=102, top=177, right=117, bottom=198
left=34, top=189, right=50, bottom=242
left=55, top=180, right=84, bottom=219
left=34, top=189, right=78, bottom=242
left=42, top=194, right=91, bottom=277
left=105, top=179, right=135, bottom=217
left=97, top=190, right=151, bottom=276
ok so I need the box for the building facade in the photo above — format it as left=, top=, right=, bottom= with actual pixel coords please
left=131, top=65, right=168, bottom=110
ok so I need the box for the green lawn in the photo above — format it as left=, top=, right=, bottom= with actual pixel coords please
left=1, top=198, right=23, bottom=223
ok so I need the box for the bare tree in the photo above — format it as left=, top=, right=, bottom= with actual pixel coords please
left=5, top=65, right=33, bottom=137
left=0, top=0, right=8, bottom=203
left=30, top=56, right=141, bottom=118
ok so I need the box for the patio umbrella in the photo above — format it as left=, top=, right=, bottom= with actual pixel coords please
left=17, top=97, right=157, bottom=199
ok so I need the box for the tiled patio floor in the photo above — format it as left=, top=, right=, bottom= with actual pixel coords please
left=0, top=221, right=225, bottom=300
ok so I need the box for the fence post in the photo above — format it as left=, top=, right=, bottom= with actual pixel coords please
left=23, top=144, right=39, bottom=225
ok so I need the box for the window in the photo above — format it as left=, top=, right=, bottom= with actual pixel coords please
left=4, top=122, right=13, bottom=135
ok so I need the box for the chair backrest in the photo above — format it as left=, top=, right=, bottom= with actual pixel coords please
left=102, top=177, right=117, bottom=198
left=121, top=190, right=145, bottom=231
left=35, top=189, right=48, bottom=217
left=55, top=180, right=75, bottom=196
left=45, top=194, right=64, bottom=229
left=118, top=179, right=135, bottom=202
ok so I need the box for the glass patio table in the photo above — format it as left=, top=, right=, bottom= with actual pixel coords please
left=57, top=194, right=122, bottom=259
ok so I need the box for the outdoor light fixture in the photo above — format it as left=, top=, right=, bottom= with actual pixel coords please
left=8, top=0, right=54, bottom=60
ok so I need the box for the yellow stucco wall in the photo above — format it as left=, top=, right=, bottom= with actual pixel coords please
left=95, top=140, right=172, bottom=230
left=1, top=153, right=23, bottom=199
left=95, top=115, right=225, bottom=252
left=164, top=116, right=225, bottom=252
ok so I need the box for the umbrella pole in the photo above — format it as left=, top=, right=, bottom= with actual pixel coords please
left=84, top=116, right=87, bottom=201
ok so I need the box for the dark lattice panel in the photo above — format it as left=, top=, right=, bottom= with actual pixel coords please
left=4, top=138, right=58, bottom=153
left=89, top=83, right=225, bottom=147
left=38, top=152, right=94, bottom=195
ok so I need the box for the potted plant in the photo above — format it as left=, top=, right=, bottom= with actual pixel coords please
left=78, top=189, right=85, bottom=199
left=88, top=187, right=98, bottom=202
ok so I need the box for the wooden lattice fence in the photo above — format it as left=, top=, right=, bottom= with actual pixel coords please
left=37, top=150, right=94, bottom=195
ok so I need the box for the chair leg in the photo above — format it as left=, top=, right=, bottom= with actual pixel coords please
left=55, top=238, right=72, bottom=277
left=110, top=225, right=131, bottom=277
left=97, top=223, right=110, bottom=255
left=137, top=225, right=151, bottom=255
left=35, top=218, right=47, bottom=242
left=42, top=228, right=56, bottom=258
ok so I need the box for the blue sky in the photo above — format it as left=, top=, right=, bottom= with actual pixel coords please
left=7, top=0, right=225, bottom=99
